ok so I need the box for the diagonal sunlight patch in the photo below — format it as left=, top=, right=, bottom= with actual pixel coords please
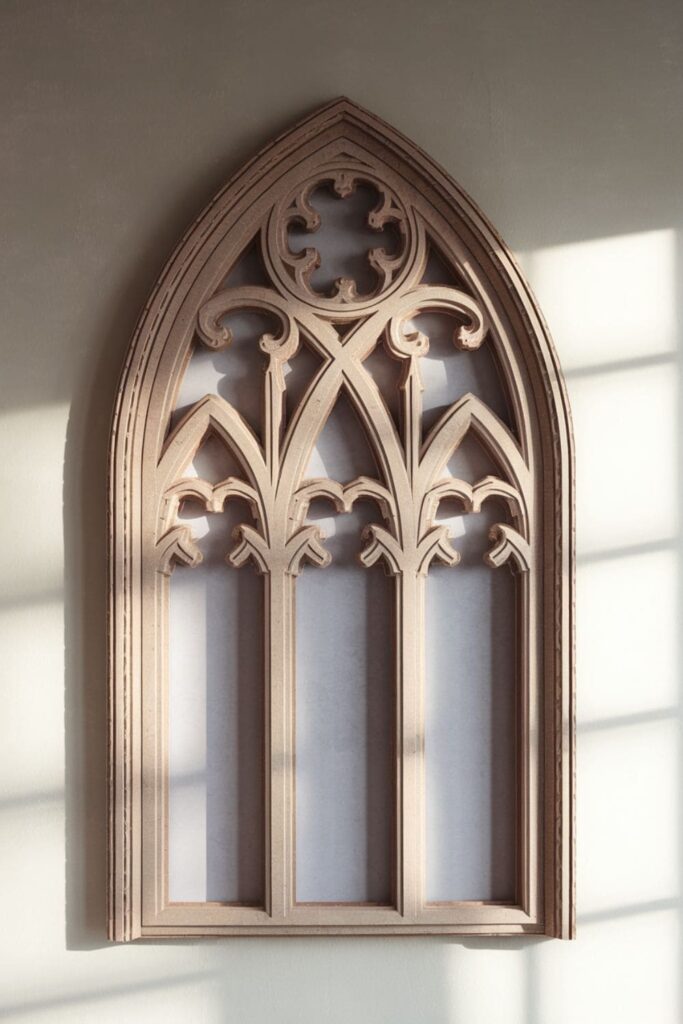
left=578, top=717, right=678, bottom=917
left=577, top=548, right=677, bottom=724
left=0, top=403, right=68, bottom=607
left=530, top=907, right=678, bottom=1024
left=518, top=229, right=676, bottom=372
left=520, top=229, right=678, bottom=557
left=569, top=358, right=675, bottom=557
left=521, top=227, right=680, bottom=991
left=0, top=599, right=64, bottom=798
left=569, top=360, right=677, bottom=556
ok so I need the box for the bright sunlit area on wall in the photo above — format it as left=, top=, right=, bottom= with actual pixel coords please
left=516, top=227, right=681, bottom=1022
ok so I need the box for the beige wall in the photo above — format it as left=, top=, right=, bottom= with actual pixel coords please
left=1, top=1, right=682, bottom=1020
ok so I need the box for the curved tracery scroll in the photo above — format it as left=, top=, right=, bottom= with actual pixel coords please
left=157, top=259, right=529, bottom=585
left=109, top=99, right=574, bottom=941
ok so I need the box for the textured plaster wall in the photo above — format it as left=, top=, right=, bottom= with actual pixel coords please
left=1, top=1, right=682, bottom=1021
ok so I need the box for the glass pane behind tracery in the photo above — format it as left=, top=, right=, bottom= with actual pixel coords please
left=168, top=493, right=264, bottom=904
left=425, top=499, right=517, bottom=902
left=168, top=330, right=265, bottom=905
left=420, top=310, right=517, bottom=901
left=295, top=396, right=394, bottom=904
left=166, top=222, right=518, bottom=909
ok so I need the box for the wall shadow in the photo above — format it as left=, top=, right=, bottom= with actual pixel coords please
left=62, top=223, right=154, bottom=950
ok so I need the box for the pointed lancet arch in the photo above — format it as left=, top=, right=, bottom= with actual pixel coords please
left=109, top=98, right=574, bottom=941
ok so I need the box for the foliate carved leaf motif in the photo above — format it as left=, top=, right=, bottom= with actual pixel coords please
left=155, top=165, right=531, bottom=584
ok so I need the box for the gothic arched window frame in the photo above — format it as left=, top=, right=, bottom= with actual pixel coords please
left=108, top=99, right=575, bottom=941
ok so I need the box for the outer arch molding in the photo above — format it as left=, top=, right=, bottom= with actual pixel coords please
left=108, top=98, right=574, bottom=941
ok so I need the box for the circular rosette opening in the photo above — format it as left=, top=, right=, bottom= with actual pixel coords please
left=264, top=164, right=424, bottom=319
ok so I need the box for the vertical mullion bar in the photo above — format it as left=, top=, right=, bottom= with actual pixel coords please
left=398, top=570, right=424, bottom=920
left=266, top=567, right=294, bottom=920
